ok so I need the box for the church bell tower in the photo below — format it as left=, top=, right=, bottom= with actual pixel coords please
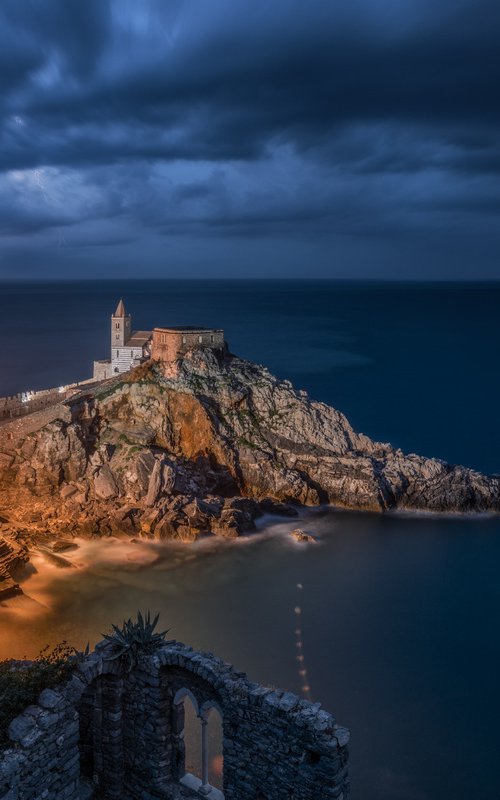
left=111, top=298, right=131, bottom=349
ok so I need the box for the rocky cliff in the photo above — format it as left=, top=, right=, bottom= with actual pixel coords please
left=0, top=536, right=29, bottom=599
left=0, top=349, right=498, bottom=546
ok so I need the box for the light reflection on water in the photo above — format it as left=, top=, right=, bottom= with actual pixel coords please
left=1, top=509, right=500, bottom=800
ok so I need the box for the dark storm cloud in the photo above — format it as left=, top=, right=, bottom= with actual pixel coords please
left=0, top=0, right=499, bottom=278
left=3, top=0, right=500, bottom=165
left=0, top=205, right=69, bottom=236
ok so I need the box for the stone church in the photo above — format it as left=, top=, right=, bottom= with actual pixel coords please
left=93, top=299, right=224, bottom=380
left=93, top=299, right=152, bottom=381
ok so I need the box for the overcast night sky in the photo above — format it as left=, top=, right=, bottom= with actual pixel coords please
left=1, top=0, right=499, bottom=280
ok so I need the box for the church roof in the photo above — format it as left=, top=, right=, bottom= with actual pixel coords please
left=114, top=298, right=127, bottom=317
left=126, top=331, right=152, bottom=347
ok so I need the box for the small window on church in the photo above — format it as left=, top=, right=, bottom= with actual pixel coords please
left=115, top=322, right=119, bottom=329
left=211, top=335, right=214, bottom=343
left=131, top=350, right=133, bottom=358
left=198, top=335, right=202, bottom=343
left=116, top=350, right=119, bottom=358
left=116, top=334, right=119, bottom=340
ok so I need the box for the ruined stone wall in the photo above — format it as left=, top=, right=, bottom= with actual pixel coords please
left=151, top=328, right=225, bottom=362
left=0, top=641, right=350, bottom=800
left=0, top=684, right=82, bottom=800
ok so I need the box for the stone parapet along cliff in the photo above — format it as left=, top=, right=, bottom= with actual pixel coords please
left=0, top=377, right=97, bottom=422
left=0, top=348, right=498, bottom=552
left=0, top=634, right=350, bottom=800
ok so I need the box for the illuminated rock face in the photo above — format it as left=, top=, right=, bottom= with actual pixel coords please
left=0, top=347, right=498, bottom=546
left=0, top=640, right=350, bottom=800
left=0, top=537, right=28, bottom=599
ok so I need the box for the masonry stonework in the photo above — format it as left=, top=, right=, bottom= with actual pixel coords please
left=0, top=642, right=350, bottom=800
left=93, top=300, right=225, bottom=379
left=151, top=328, right=225, bottom=363
left=0, top=378, right=96, bottom=423
left=93, top=299, right=152, bottom=381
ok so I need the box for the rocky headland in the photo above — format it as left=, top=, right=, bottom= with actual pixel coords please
left=0, top=348, right=498, bottom=590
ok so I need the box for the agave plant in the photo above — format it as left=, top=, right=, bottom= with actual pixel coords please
left=103, top=611, right=170, bottom=670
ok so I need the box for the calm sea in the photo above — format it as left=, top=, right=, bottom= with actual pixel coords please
left=0, top=280, right=499, bottom=799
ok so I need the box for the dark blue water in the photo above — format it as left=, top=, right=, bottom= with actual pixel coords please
left=0, top=280, right=498, bottom=473
left=0, top=280, right=499, bottom=800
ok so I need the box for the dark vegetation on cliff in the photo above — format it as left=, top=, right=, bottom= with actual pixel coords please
left=0, top=644, right=79, bottom=748
left=0, top=613, right=164, bottom=746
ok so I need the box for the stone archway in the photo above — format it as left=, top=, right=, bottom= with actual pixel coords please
left=172, top=686, right=224, bottom=798
left=166, top=667, right=224, bottom=800
left=77, top=672, right=124, bottom=799
left=172, top=688, right=201, bottom=785
left=200, top=702, right=224, bottom=794
left=0, top=640, right=349, bottom=800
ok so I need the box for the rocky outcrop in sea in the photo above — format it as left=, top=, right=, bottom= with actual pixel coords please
left=0, top=348, right=498, bottom=550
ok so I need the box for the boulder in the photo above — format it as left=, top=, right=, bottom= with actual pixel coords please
left=290, top=529, right=317, bottom=544
left=0, top=575, right=23, bottom=600
left=51, top=539, right=79, bottom=553
left=211, top=508, right=255, bottom=538
left=144, top=458, right=163, bottom=506
left=93, top=465, right=119, bottom=499
left=60, top=483, right=78, bottom=499
left=260, top=498, right=299, bottom=517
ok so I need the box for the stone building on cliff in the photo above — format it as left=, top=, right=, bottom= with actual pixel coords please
left=151, top=325, right=225, bottom=362
left=93, top=299, right=224, bottom=380
left=93, top=299, right=152, bottom=381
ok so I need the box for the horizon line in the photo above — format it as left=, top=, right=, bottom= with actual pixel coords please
left=1, top=276, right=500, bottom=284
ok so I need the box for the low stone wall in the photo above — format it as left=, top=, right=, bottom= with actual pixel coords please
left=0, top=641, right=350, bottom=800
left=0, top=378, right=96, bottom=423
left=0, top=402, right=73, bottom=452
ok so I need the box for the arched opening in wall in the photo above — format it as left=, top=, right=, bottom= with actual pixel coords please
left=173, top=689, right=224, bottom=799
left=77, top=674, right=123, bottom=798
left=172, top=689, right=201, bottom=785
left=78, top=681, right=96, bottom=786
left=204, top=704, right=223, bottom=792
left=177, top=689, right=202, bottom=783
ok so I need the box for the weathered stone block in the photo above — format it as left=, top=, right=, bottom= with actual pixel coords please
left=38, top=689, right=63, bottom=711
left=7, top=715, right=35, bottom=744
